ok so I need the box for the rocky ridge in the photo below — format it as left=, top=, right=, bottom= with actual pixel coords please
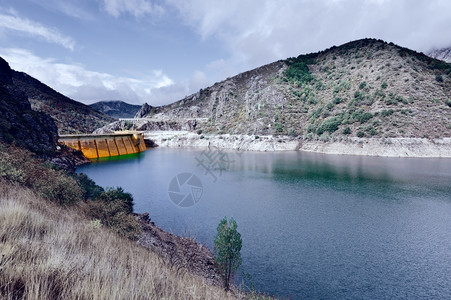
left=12, top=71, right=114, bottom=134
left=97, top=39, right=451, bottom=157
left=0, top=57, right=57, bottom=156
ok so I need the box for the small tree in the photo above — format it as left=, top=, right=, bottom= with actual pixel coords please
left=214, top=217, right=242, bottom=291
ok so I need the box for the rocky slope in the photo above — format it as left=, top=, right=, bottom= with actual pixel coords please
left=12, top=71, right=114, bottom=134
left=428, top=47, right=451, bottom=63
left=0, top=57, right=89, bottom=168
left=89, top=100, right=141, bottom=119
left=0, top=57, right=57, bottom=156
left=99, top=39, right=451, bottom=147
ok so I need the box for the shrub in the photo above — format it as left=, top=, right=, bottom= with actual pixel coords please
left=284, top=56, right=315, bottom=84
left=0, top=143, right=84, bottom=205
left=381, top=109, right=394, bottom=117
left=288, top=128, right=298, bottom=137
left=98, top=187, right=134, bottom=213
left=34, top=170, right=84, bottom=205
left=74, top=173, right=104, bottom=200
left=293, top=90, right=302, bottom=98
left=306, top=124, right=317, bottom=133
left=357, top=131, right=365, bottom=138
left=435, top=74, right=443, bottom=82
left=124, top=121, right=132, bottom=130
left=351, top=110, right=373, bottom=123
left=381, top=82, right=388, bottom=89
left=214, top=217, right=242, bottom=291
left=354, top=91, right=365, bottom=102
left=86, top=187, right=140, bottom=240
left=274, top=123, right=284, bottom=133
left=359, top=81, right=367, bottom=90
left=333, top=97, right=343, bottom=104
left=86, top=197, right=141, bottom=240
left=343, top=127, right=351, bottom=135
left=317, top=116, right=342, bottom=135
left=445, top=99, right=451, bottom=107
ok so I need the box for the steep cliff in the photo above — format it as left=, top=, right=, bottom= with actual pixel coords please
left=12, top=71, right=114, bottom=134
left=0, top=57, right=57, bottom=156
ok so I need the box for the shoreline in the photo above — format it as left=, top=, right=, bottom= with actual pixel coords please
left=135, top=213, right=223, bottom=287
left=145, top=131, right=451, bottom=158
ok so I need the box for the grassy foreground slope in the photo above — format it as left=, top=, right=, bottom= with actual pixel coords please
left=0, top=143, right=235, bottom=299
left=0, top=184, right=234, bottom=299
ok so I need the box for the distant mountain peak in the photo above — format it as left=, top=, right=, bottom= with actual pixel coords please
left=428, top=47, right=451, bottom=63
left=89, top=100, right=142, bottom=119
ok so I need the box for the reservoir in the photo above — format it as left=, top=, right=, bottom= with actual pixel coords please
left=77, top=148, right=451, bottom=299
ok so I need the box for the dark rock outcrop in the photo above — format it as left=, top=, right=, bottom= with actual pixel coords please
left=0, top=57, right=58, bottom=157
left=134, top=102, right=153, bottom=118
left=12, top=71, right=114, bottom=134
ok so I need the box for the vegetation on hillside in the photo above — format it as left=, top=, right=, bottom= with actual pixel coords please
left=0, top=142, right=239, bottom=299
left=119, top=39, right=451, bottom=141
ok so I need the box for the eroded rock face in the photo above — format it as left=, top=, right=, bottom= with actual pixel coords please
left=96, top=39, right=451, bottom=142
left=0, top=57, right=58, bottom=157
left=134, top=102, right=153, bottom=118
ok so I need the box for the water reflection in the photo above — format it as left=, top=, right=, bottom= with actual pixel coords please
left=77, top=148, right=451, bottom=299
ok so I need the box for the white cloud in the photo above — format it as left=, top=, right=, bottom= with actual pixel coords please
left=101, top=0, right=164, bottom=18
left=0, top=48, right=175, bottom=105
left=167, top=0, right=451, bottom=76
left=0, top=11, right=75, bottom=50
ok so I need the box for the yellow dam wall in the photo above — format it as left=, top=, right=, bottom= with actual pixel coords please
left=59, top=132, right=146, bottom=159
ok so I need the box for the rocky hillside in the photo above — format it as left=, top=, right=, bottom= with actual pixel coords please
left=428, top=47, right=451, bottom=63
left=102, top=39, right=451, bottom=141
left=89, top=100, right=141, bottom=119
left=12, top=71, right=114, bottom=134
left=0, top=57, right=57, bottom=156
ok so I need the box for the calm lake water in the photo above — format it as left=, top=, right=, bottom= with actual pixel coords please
left=77, top=148, right=451, bottom=299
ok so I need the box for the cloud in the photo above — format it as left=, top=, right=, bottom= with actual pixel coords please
left=167, top=0, right=451, bottom=76
left=101, top=0, right=165, bottom=18
left=0, top=11, right=75, bottom=50
left=0, top=48, right=176, bottom=105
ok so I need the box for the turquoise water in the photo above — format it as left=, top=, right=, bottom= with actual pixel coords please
left=77, top=148, right=451, bottom=299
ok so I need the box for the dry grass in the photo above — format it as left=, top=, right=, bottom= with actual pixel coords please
left=0, top=182, right=237, bottom=300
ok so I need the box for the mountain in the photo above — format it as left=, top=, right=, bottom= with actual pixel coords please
left=134, top=102, right=153, bottom=118
left=428, top=47, right=451, bottom=63
left=89, top=100, right=142, bottom=119
left=0, top=57, right=57, bottom=156
left=12, top=71, right=114, bottom=134
left=99, top=39, right=451, bottom=141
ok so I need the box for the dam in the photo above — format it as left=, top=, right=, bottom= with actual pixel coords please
left=59, top=131, right=146, bottom=159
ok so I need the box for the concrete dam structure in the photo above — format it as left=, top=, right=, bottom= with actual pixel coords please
left=59, top=132, right=146, bottom=159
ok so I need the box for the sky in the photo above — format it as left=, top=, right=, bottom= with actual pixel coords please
left=0, top=0, right=450, bottom=106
